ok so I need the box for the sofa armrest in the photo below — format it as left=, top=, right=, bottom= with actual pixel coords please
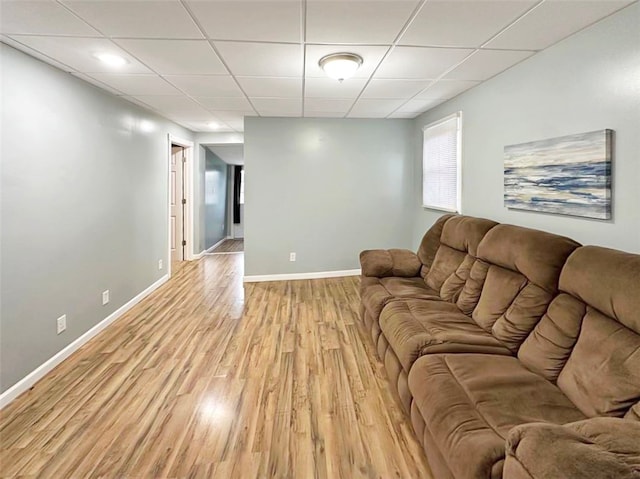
left=359, top=249, right=422, bottom=278
left=504, top=418, right=640, bottom=479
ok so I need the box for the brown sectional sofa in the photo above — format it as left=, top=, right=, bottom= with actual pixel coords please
left=359, top=215, right=640, bottom=479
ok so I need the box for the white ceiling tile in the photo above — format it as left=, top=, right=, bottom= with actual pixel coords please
left=387, top=111, right=419, bottom=119
left=306, top=0, right=419, bottom=43
left=8, top=35, right=151, bottom=73
left=236, top=77, right=302, bottom=98
left=361, top=79, right=432, bottom=99
left=375, top=46, right=473, bottom=79
left=304, top=111, right=347, bottom=118
left=185, top=1, right=301, bottom=42
left=62, top=1, right=202, bottom=39
left=184, top=121, right=235, bottom=132
left=396, top=98, right=445, bottom=114
left=225, top=120, right=246, bottom=132
left=83, top=73, right=181, bottom=96
left=400, top=1, right=537, bottom=48
left=120, top=95, right=160, bottom=111
left=415, top=80, right=480, bottom=100
left=72, top=73, right=124, bottom=95
left=444, top=49, right=534, bottom=81
left=305, top=45, right=389, bottom=79
left=1, top=34, right=74, bottom=71
left=0, top=0, right=99, bottom=36
left=486, top=1, right=634, bottom=50
left=214, top=42, right=302, bottom=77
left=194, top=97, right=254, bottom=111
left=304, top=98, right=353, bottom=113
left=347, top=98, right=407, bottom=118
left=131, top=95, right=214, bottom=119
left=164, top=75, right=245, bottom=97
left=304, top=77, right=368, bottom=99
left=115, top=39, right=226, bottom=75
left=211, top=110, right=259, bottom=122
left=250, top=98, right=302, bottom=116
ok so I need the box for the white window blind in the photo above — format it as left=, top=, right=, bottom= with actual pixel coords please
left=422, top=112, right=461, bottom=212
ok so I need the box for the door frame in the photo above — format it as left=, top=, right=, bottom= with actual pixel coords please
left=167, top=134, right=194, bottom=277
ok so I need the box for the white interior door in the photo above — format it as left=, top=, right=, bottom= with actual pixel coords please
left=171, top=145, right=185, bottom=262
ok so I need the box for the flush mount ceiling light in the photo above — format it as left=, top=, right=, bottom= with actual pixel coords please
left=319, top=53, right=363, bottom=82
left=208, top=121, right=220, bottom=129
left=93, top=52, right=127, bottom=68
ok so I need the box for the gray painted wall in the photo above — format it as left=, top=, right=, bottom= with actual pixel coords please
left=412, top=3, right=640, bottom=253
left=244, top=117, right=415, bottom=276
left=204, top=150, right=228, bottom=249
left=0, top=45, right=194, bottom=393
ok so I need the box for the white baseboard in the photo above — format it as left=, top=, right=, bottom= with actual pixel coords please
left=0, top=274, right=169, bottom=410
left=204, top=237, right=228, bottom=254
left=193, top=250, right=206, bottom=259
left=243, top=269, right=361, bottom=283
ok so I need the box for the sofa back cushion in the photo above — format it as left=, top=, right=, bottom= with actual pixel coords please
left=423, top=215, right=497, bottom=302
left=417, top=214, right=454, bottom=277
left=518, top=293, right=586, bottom=381
left=461, top=224, right=580, bottom=352
left=554, top=246, right=640, bottom=418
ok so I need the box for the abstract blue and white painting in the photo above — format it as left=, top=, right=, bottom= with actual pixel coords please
left=504, top=130, right=612, bottom=219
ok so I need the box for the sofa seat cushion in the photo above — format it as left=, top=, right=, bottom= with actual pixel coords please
left=360, top=276, right=440, bottom=320
left=379, top=299, right=511, bottom=372
left=409, top=354, right=587, bottom=479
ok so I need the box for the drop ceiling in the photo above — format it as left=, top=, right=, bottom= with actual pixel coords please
left=1, top=0, right=634, bottom=132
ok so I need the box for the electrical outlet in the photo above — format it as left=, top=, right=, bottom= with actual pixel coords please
left=102, top=290, right=110, bottom=305
left=289, top=252, right=296, bottom=262
left=56, top=315, right=66, bottom=334
left=158, top=259, right=163, bottom=270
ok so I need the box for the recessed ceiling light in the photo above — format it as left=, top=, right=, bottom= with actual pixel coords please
left=208, top=121, right=221, bottom=129
left=319, top=53, right=363, bottom=82
left=94, top=52, right=128, bottom=68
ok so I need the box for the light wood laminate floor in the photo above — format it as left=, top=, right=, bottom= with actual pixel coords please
left=210, top=239, right=244, bottom=253
left=0, top=254, right=432, bottom=478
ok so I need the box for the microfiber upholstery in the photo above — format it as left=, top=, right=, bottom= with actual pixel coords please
left=559, top=246, right=640, bottom=333
left=378, top=224, right=579, bottom=380
left=558, top=308, right=640, bottom=418
left=626, top=402, right=640, bottom=421
left=520, top=246, right=640, bottom=419
left=517, top=293, right=586, bottom=382
left=380, top=299, right=510, bottom=372
left=424, top=215, right=498, bottom=300
left=464, top=224, right=580, bottom=353
left=358, top=214, right=496, bottom=329
left=359, top=248, right=422, bottom=278
left=358, top=214, right=453, bottom=324
left=360, top=276, right=440, bottom=320
left=504, top=418, right=640, bottom=479
left=417, top=213, right=455, bottom=277
left=358, top=219, right=640, bottom=479
left=408, top=354, right=586, bottom=479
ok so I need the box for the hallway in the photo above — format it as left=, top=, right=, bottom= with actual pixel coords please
left=0, top=254, right=430, bottom=478
left=210, top=239, right=244, bottom=254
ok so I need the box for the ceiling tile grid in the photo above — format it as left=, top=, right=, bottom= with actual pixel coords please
left=1, top=0, right=634, bottom=131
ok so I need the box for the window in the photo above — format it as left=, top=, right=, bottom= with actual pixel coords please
left=239, top=169, right=245, bottom=205
left=422, top=112, right=462, bottom=212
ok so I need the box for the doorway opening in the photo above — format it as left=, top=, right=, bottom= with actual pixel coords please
left=170, top=144, right=186, bottom=263
left=167, top=135, right=194, bottom=277
left=202, top=143, right=244, bottom=255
